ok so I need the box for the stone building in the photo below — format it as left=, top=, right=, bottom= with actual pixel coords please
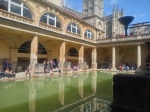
left=0, top=0, right=149, bottom=72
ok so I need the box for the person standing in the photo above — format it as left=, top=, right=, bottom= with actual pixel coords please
left=43, top=60, right=47, bottom=74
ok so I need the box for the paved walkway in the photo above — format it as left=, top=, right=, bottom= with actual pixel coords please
left=0, top=69, right=136, bottom=81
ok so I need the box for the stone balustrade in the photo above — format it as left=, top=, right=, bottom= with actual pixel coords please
left=66, top=31, right=81, bottom=38
left=96, top=33, right=150, bottom=43
left=0, top=9, right=33, bottom=24
left=39, top=22, right=63, bottom=33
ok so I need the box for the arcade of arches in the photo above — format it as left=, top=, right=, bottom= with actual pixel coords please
left=0, top=0, right=149, bottom=72
left=0, top=34, right=150, bottom=72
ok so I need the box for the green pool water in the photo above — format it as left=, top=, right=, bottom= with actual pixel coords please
left=0, top=71, right=113, bottom=112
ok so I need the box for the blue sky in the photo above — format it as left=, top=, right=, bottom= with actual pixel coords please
left=64, top=0, right=150, bottom=24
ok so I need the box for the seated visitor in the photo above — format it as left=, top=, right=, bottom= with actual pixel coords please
left=10, top=69, right=16, bottom=77
left=25, top=68, right=31, bottom=77
left=5, top=68, right=11, bottom=78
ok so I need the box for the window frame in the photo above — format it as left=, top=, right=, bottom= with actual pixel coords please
left=67, top=23, right=80, bottom=35
left=85, top=30, right=93, bottom=39
left=0, top=0, right=33, bottom=19
left=40, top=13, right=61, bottom=28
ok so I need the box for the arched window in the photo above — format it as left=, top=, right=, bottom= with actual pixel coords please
left=18, top=41, right=47, bottom=54
left=40, top=13, right=61, bottom=28
left=68, top=47, right=78, bottom=57
left=67, top=23, right=80, bottom=34
left=0, top=0, right=33, bottom=19
left=84, top=30, right=93, bottom=39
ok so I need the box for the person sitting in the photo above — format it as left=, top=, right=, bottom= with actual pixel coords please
left=5, top=68, right=11, bottom=78
left=10, top=69, right=16, bottom=77
left=25, top=68, right=31, bottom=77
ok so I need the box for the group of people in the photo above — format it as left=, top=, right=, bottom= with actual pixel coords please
left=119, top=63, right=137, bottom=72
left=0, top=60, right=16, bottom=78
left=43, top=59, right=61, bottom=74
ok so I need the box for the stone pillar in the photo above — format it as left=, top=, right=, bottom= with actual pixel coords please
left=30, top=36, right=38, bottom=63
left=91, top=47, right=97, bottom=69
left=79, top=45, right=84, bottom=63
left=111, top=46, right=116, bottom=70
left=59, top=41, right=66, bottom=68
left=10, top=48, right=18, bottom=70
left=78, top=45, right=84, bottom=70
left=137, top=45, right=141, bottom=71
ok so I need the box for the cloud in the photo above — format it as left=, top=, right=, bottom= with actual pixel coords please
left=110, top=0, right=123, bottom=5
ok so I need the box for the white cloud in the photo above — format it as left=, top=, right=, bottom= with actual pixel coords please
left=110, top=0, right=123, bottom=5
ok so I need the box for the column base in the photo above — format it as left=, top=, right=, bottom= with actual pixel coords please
left=91, top=63, right=97, bottom=70
left=111, top=67, right=116, bottom=71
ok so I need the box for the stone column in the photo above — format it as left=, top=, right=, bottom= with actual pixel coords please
left=30, top=36, right=38, bottom=63
left=111, top=46, right=116, bottom=70
left=137, top=45, right=141, bottom=71
left=78, top=45, right=84, bottom=70
left=59, top=41, right=66, bottom=68
left=79, top=45, right=84, bottom=63
left=10, top=48, right=18, bottom=71
left=91, top=47, right=97, bottom=69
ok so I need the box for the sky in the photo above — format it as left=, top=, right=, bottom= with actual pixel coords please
left=63, top=0, right=150, bottom=24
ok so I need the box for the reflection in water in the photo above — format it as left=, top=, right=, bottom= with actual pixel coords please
left=28, top=78, right=36, bottom=112
left=92, top=72, right=97, bottom=94
left=78, top=74, right=83, bottom=98
left=58, top=76, right=64, bottom=105
left=0, top=71, right=113, bottom=112
left=68, top=97, right=111, bottom=112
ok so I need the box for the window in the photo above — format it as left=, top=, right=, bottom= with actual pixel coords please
left=84, top=30, right=93, bottom=39
left=67, top=23, right=80, bottom=34
left=0, top=0, right=32, bottom=19
left=40, top=13, right=61, bottom=28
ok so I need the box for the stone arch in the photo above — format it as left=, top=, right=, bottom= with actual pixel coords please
left=106, top=21, right=112, bottom=37
left=97, top=21, right=102, bottom=30
left=39, top=11, right=62, bottom=28
left=18, top=41, right=47, bottom=54
left=67, top=47, right=78, bottom=57
left=24, top=1, right=35, bottom=20
left=122, top=54, right=136, bottom=64
left=105, top=55, right=111, bottom=63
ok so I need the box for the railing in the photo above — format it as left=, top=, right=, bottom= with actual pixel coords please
left=66, top=31, right=81, bottom=38
left=0, top=9, right=34, bottom=24
left=96, top=33, right=150, bottom=43
left=84, top=37, right=95, bottom=42
left=39, top=22, right=63, bottom=33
